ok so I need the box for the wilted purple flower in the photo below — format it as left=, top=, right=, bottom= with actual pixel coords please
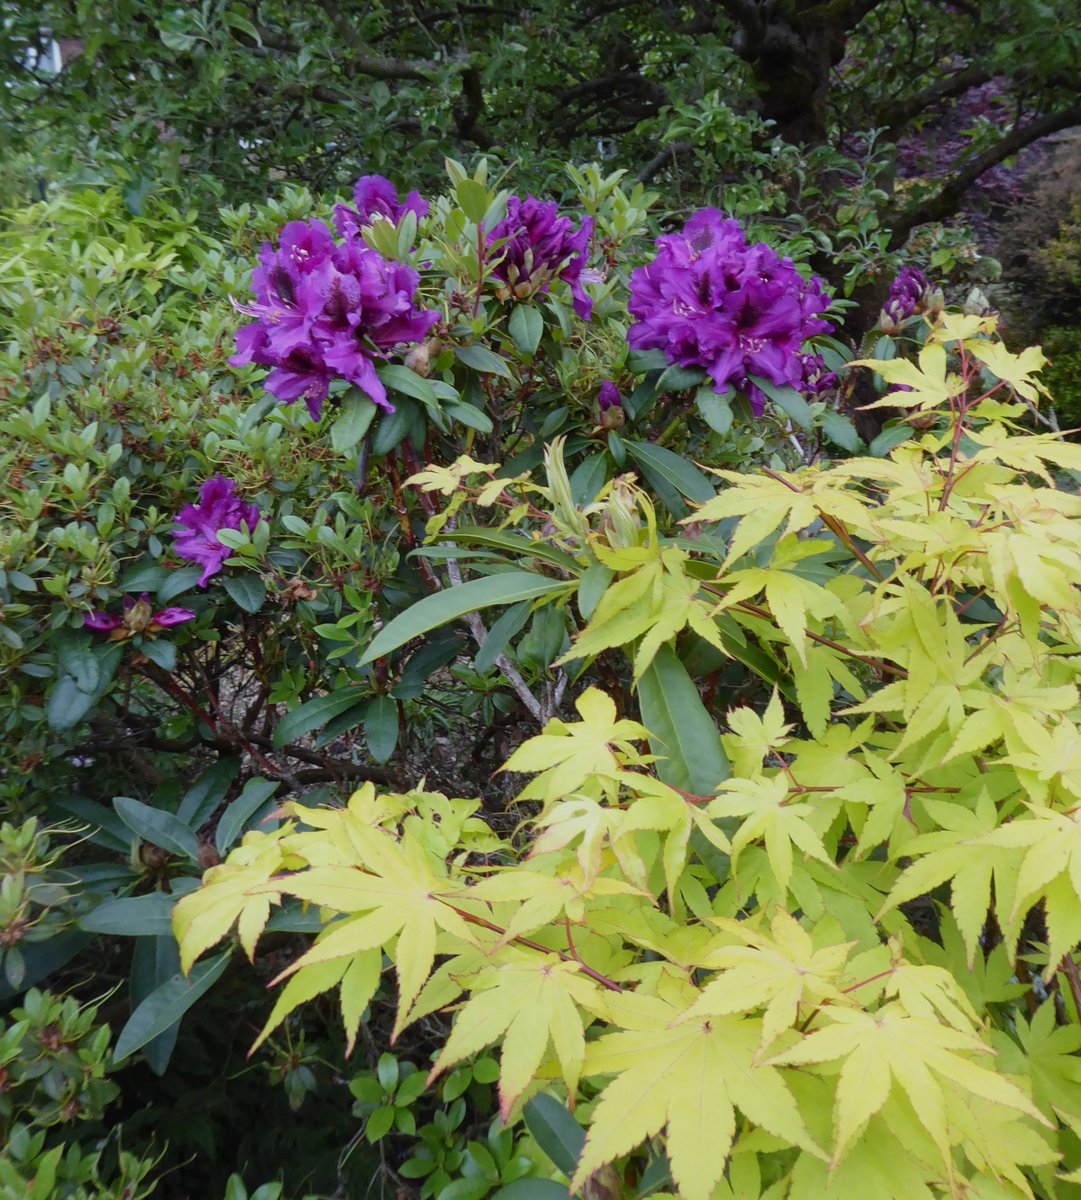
left=488, top=196, right=594, bottom=320
left=333, top=174, right=429, bottom=240
left=173, top=476, right=261, bottom=587
left=230, top=217, right=438, bottom=419
left=627, top=209, right=833, bottom=416
left=84, top=594, right=195, bottom=640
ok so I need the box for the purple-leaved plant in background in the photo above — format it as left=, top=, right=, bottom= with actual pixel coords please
left=488, top=196, right=594, bottom=320
left=230, top=203, right=438, bottom=419
left=84, top=594, right=195, bottom=639
left=173, top=476, right=261, bottom=587
left=333, top=174, right=430, bottom=240
left=627, top=209, right=833, bottom=415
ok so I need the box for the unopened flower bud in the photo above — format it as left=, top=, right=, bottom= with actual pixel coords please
left=597, top=380, right=624, bottom=429
left=962, top=287, right=993, bottom=317
left=923, top=286, right=945, bottom=320
left=404, top=342, right=430, bottom=377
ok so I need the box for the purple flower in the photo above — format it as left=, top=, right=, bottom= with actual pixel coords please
left=597, top=380, right=621, bottom=411
left=84, top=594, right=195, bottom=640
left=230, top=217, right=438, bottom=420
left=797, top=352, right=837, bottom=396
left=627, top=209, right=833, bottom=416
left=173, top=476, right=261, bottom=587
left=883, top=266, right=929, bottom=324
left=333, top=175, right=430, bottom=240
left=487, top=196, right=594, bottom=320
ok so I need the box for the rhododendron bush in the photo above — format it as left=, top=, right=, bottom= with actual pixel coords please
left=4, top=159, right=1081, bottom=1199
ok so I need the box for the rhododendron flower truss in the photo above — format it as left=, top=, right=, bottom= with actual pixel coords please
left=627, top=208, right=833, bottom=416
left=488, top=195, right=594, bottom=320
left=333, top=174, right=429, bottom=240
left=230, top=217, right=438, bottom=419
left=173, top=475, right=261, bottom=587
left=883, top=265, right=929, bottom=324
left=84, top=594, right=195, bottom=640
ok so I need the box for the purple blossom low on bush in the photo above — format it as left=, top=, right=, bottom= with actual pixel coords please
left=488, top=196, right=594, bottom=320
left=333, top=174, right=429, bottom=240
left=627, top=209, right=833, bottom=415
left=883, top=266, right=929, bottom=324
left=230, top=214, right=438, bottom=419
left=85, top=594, right=195, bottom=639
left=173, top=476, right=261, bottom=587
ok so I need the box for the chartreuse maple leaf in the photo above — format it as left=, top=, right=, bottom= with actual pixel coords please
left=556, top=542, right=727, bottom=680
left=976, top=805, right=1081, bottom=978
left=723, top=690, right=792, bottom=778
left=173, top=836, right=288, bottom=973
left=964, top=339, right=1048, bottom=402
left=683, top=910, right=854, bottom=1054
left=850, top=342, right=963, bottom=411
left=460, top=863, right=643, bottom=945
left=262, top=823, right=474, bottom=1036
left=766, top=1003, right=1048, bottom=1172
left=571, top=991, right=821, bottom=1200
left=879, top=792, right=1020, bottom=965
left=688, top=466, right=872, bottom=571
left=991, top=1002, right=1081, bottom=1125
left=709, top=535, right=847, bottom=667
left=708, top=774, right=834, bottom=896
left=501, top=687, right=650, bottom=805
left=249, top=948, right=382, bottom=1057
left=428, top=948, right=606, bottom=1118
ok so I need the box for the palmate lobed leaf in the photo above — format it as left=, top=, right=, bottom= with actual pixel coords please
left=428, top=950, right=606, bottom=1118
left=571, top=991, right=821, bottom=1200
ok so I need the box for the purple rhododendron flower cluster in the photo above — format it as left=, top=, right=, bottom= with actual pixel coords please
left=488, top=196, right=594, bottom=320
left=230, top=192, right=438, bottom=420
left=85, top=594, right=194, bottom=639
left=883, top=266, right=929, bottom=324
left=173, top=476, right=261, bottom=587
left=333, top=174, right=429, bottom=240
left=627, top=209, right=832, bottom=415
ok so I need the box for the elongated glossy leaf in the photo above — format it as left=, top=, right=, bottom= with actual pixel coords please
left=696, top=386, right=733, bottom=435
left=748, top=374, right=813, bottom=430
left=455, top=343, right=515, bottom=380
left=215, top=777, right=280, bottom=855
left=272, top=687, right=368, bottom=748
left=523, top=1093, right=585, bottom=1175
left=637, top=645, right=729, bottom=795
left=222, top=575, right=266, bottom=613
left=47, top=674, right=96, bottom=732
left=359, top=572, right=568, bottom=666
left=116, top=950, right=230, bottom=1061
left=819, top=410, right=863, bottom=453
left=491, top=1184, right=570, bottom=1200
left=177, top=758, right=242, bottom=828
left=625, top=441, right=714, bottom=503
left=158, top=565, right=203, bottom=603
left=81, top=891, right=183, bottom=937
left=331, top=392, right=378, bottom=453
left=440, top=527, right=580, bottom=572
left=363, top=695, right=399, bottom=763
left=508, top=304, right=543, bottom=355
left=475, top=601, right=531, bottom=672
left=51, top=796, right=131, bottom=852
left=378, top=363, right=439, bottom=407
left=114, top=796, right=200, bottom=862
